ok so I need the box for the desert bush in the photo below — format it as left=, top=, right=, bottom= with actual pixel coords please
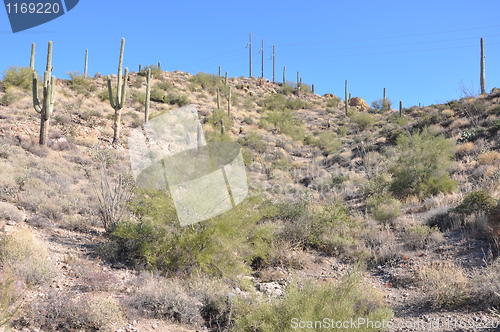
left=67, top=71, right=97, bottom=96
left=371, top=98, right=392, bottom=111
left=326, top=96, right=340, bottom=108
left=277, top=198, right=361, bottom=257
left=366, top=194, right=402, bottom=225
left=188, top=72, right=224, bottom=95
left=0, top=202, right=25, bottom=223
left=415, top=260, right=468, bottom=309
left=389, top=128, right=456, bottom=198
left=0, top=87, right=23, bottom=106
left=264, top=109, right=306, bottom=141
left=350, top=111, right=376, bottom=131
left=261, top=93, right=287, bottom=112
left=125, top=274, right=203, bottom=325
left=0, top=268, right=26, bottom=328
left=304, top=131, right=341, bottom=155
left=239, top=130, right=266, bottom=153
left=232, top=269, right=393, bottom=332
left=285, top=98, right=307, bottom=110
left=453, top=190, right=497, bottom=216
left=105, top=191, right=275, bottom=278
left=87, top=161, right=135, bottom=231
left=28, top=292, right=124, bottom=331
left=164, top=92, right=190, bottom=106
left=402, top=225, right=444, bottom=250
left=0, top=228, right=53, bottom=285
left=1, top=66, right=33, bottom=91
left=138, top=64, right=163, bottom=79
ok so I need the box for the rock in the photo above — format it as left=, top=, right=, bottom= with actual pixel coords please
left=349, top=97, right=370, bottom=110
left=94, top=72, right=102, bottom=79
left=323, top=93, right=337, bottom=99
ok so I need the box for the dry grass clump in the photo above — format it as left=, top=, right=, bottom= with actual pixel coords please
left=0, top=202, right=25, bottom=223
left=402, top=224, right=445, bottom=250
left=0, top=227, right=54, bottom=285
left=26, top=291, right=124, bottom=331
left=478, top=151, right=500, bottom=165
left=124, top=274, right=203, bottom=326
left=415, top=260, right=469, bottom=309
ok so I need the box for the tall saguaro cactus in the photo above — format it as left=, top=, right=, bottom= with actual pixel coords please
left=84, top=49, right=89, bottom=78
left=145, top=68, right=151, bottom=122
left=33, top=41, right=56, bottom=146
left=228, top=86, right=232, bottom=116
left=107, top=38, right=129, bottom=145
left=345, top=80, right=349, bottom=115
left=30, top=43, right=35, bottom=70
left=480, top=37, right=486, bottom=95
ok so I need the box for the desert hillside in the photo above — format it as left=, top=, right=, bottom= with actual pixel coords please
left=0, top=63, right=500, bottom=332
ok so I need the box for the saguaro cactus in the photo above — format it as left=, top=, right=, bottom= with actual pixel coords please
left=107, top=38, right=129, bottom=145
left=30, top=43, right=35, bottom=70
left=216, top=88, right=221, bottom=110
left=345, top=80, right=349, bottom=115
left=283, top=65, right=286, bottom=85
left=399, top=100, right=403, bottom=117
left=84, top=49, right=88, bottom=78
left=33, top=41, right=56, bottom=146
left=227, top=86, right=232, bottom=116
left=145, top=68, right=151, bottom=122
left=480, top=37, right=486, bottom=94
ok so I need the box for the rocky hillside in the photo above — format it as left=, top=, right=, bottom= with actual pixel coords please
left=0, top=66, right=500, bottom=331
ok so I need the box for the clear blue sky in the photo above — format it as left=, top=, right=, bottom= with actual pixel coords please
left=1, top=0, right=499, bottom=107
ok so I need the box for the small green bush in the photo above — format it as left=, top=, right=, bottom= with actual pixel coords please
left=371, top=98, right=392, bottom=111
left=188, top=72, right=223, bottom=95
left=138, top=64, right=163, bottom=79
left=107, top=191, right=275, bottom=279
left=264, top=108, right=306, bottom=141
left=367, top=194, right=402, bottom=225
left=454, top=190, right=497, bottom=215
left=164, top=92, right=190, bottom=106
left=350, top=111, right=376, bottom=131
left=389, top=129, right=456, bottom=198
left=326, top=97, right=340, bottom=108
left=304, top=131, right=341, bottom=155
left=233, top=269, right=393, bottom=332
left=1, top=66, right=33, bottom=91
left=67, top=71, right=97, bottom=96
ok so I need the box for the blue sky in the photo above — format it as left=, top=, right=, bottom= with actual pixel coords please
left=1, top=0, right=499, bottom=107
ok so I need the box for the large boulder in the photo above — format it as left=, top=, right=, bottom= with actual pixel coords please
left=323, top=93, right=337, bottom=99
left=349, top=97, right=369, bottom=110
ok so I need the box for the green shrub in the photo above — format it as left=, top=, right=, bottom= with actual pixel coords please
left=188, top=72, right=223, bottom=95
left=239, top=131, right=266, bottom=153
left=280, top=83, right=295, bottom=95
left=150, top=87, right=165, bottom=102
left=277, top=198, right=361, bottom=257
left=367, top=195, right=402, bottom=225
left=350, top=111, right=376, bottom=131
left=454, top=190, right=497, bottom=215
left=164, top=92, right=190, bottom=106
left=262, top=93, right=287, bottom=112
left=326, top=97, right=340, bottom=108
left=264, top=108, right=306, bottom=141
left=67, top=71, right=97, bottom=96
left=106, top=191, right=275, bottom=279
left=1, top=66, right=33, bottom=91
left=371, top=98, right=392, bottom=111
left=286, top=98, right=307, bottom=110
left=233, top=269, right=393, bottom=332
left=138, top=64, right=163, bottom=79
left=389, top=129, right=456, bottom=198
left=304, top=131, right=341, bottom=155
